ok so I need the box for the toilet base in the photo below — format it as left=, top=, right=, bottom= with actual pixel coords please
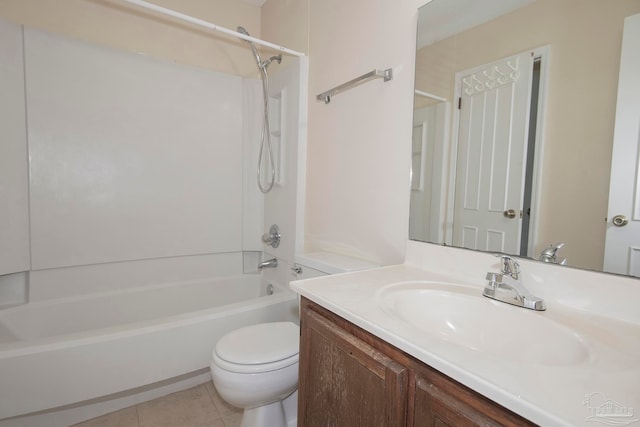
left=240, top=400, right=286, bottom=427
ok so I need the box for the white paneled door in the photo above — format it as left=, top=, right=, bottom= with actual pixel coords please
left=604, top=13, right=640, bottom=276
left=452, top=51, right=534, bottom=254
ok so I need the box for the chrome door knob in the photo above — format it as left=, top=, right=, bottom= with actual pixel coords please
left=503, top=209, right=517, bottom=219
left=612, top=215, right=629, bottom=227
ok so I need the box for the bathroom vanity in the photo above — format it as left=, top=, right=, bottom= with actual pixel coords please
left=298, top=297, right=534, bottom=426
left=291, top=242, right=640, bottom=427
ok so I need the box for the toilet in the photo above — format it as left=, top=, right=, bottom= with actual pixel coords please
left=210, top=321, right=300, bottom=427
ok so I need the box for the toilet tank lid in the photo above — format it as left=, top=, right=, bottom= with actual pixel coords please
left=215, top=322, right=299, bottom=365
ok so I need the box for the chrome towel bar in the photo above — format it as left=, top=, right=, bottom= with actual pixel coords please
left=316, top=68, right=393, bottom=104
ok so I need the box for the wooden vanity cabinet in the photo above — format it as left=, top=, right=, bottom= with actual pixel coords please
left=298, top=297, right=537, bottom=427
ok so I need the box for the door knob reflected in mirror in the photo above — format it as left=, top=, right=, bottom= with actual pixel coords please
left=503, top=209, right=517, bottom=219
left=612, top=215, right=629, bottom=227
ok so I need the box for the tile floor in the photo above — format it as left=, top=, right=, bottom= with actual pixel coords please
left=71, top=382, right=242, bottom=427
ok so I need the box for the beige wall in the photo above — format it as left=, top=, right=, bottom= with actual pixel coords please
left=263, top=0, right=424, bottom=266
left=416, top=0, right=640, bottom=270
left=262, top=0, right=427, bottom=265
left=261, top=0, right=308, bottom=55
left=300, top=0, right=422, bottom=265
left=0, top=0, right=262, bottom=77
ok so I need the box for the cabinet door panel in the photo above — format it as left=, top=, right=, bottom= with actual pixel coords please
left=299, top=306, right=408, bottom=427
left=414, top=377, right=503, bottom=427
left=300, top=320, right=334, bottom=424
left=412, top=368, right=536, bottom=427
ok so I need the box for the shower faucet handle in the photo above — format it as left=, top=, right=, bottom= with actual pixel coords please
left=261, top=224, right=280, bottom=248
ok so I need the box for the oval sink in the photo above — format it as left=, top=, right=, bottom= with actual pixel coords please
left=375, top=281, right=590, bottom=365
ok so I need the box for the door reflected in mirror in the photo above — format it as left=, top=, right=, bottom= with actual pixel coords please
left=411, top=0, right=640, bottom=275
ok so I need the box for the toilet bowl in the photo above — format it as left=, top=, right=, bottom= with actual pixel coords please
left=210, top=322, right=299, bottom=427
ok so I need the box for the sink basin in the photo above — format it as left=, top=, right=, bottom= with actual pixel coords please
left=375, top=281, right=590, bottom=365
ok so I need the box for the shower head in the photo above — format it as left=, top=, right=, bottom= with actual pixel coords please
left=237, top=26, right=282, bottom=70
left=236, top=26, right=262, bottom=68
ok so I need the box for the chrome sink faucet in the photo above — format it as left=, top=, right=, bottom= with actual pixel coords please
left=484, top=255, right=546, bottom=311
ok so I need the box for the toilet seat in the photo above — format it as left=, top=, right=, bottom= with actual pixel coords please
left=213, top=322, right=299, bottom=374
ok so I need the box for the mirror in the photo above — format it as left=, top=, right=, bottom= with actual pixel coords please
left=411, top=0, right=640, bottom=274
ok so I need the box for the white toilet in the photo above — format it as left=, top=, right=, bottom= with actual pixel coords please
left=210, top=321, right=300, bottom=427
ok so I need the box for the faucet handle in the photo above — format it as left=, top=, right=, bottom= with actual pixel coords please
left=261, top=224, right=280, bottom=248
left=496, top=254, right=520, bottom=276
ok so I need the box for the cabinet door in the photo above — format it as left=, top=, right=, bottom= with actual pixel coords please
left=299, top=305, right=408, bottom=427
left=411, top=367, right=536, bottom=427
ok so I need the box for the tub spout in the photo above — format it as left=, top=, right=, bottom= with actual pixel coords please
left=258, top=258, right=278, bottom=270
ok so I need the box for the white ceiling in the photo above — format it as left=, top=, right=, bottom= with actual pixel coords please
left=417, top=0, right=535, bottom=49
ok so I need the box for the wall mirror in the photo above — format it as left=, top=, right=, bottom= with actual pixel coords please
left=410, top=0, right=640, bottom=276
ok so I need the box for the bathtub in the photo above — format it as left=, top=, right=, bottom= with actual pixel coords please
left=0, top=274, right=298, bottom=420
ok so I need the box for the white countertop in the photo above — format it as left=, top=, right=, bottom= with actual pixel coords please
left=290, top=244, right=640, bottom=427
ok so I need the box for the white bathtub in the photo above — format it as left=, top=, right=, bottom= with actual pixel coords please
left=0, top=274, right=298, bottom=420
